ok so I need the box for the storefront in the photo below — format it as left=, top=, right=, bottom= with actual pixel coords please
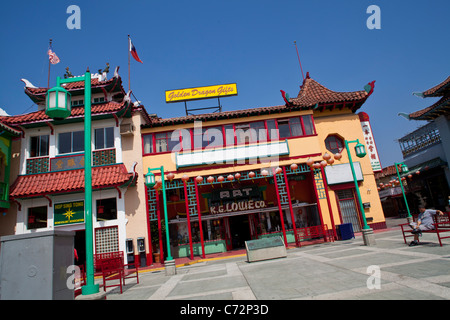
left=142, top=74, right=386, bottom=264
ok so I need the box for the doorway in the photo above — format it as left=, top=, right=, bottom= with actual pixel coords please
left=336, top=189, right=362, bottom=232
left=74, top=230, right=86, bottom=266
left=229, top=215, right=251, bottom=249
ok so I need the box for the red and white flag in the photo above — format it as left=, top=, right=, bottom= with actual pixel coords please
left=48, top=49, right=60, bottom=65
left=129, top=37, right=143, bottom=63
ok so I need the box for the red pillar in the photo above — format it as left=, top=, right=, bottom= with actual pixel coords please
left=310, top=168, right=326, bottom=241
left=194, top=179, right=206, bottom=258
left=320, top=166, right=337, bottom=240
left=283, top=166, right=299, bottom=247
left=145, top=186, right=153, bottom=265
left=183, top=180, right=194, bottom=260
left=156, top=190, right=164, bottom=263
left=273, top=169, right=288, bottom=247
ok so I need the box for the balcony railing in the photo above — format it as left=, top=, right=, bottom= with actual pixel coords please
left=26, top=149, right=116, bottom=174
left=398, top=122, right=441, bottom=157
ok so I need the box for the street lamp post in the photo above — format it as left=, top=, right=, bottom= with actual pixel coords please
left=344, top=139, right=376, bottom=246
left=394, top=162, right=412, bottom=222
left=46, top=70, right=100, bottom=296
left=145, top=166, right=176, bottom=276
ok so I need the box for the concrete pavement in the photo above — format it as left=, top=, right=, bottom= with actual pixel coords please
left=100, top=219, right=450, bottom=301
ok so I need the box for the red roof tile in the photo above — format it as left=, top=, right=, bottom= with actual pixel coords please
left=422, top=76, right=450, bottom=97
left=10, top=164, right=134, bottom=198
left=0, top=101, right=128, bottom=126
left=290, top=73, right=370, bottom=107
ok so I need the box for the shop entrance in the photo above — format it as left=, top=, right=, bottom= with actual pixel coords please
left=229, top=214, right=251, bottom=249
left=74, top=230, right=86, bottom=266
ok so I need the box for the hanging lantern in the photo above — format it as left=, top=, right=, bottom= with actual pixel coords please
left=290, top=163, right=298, bottom=171
left=207, top=176, right=215, bottom=183
left=235, top=173, right=241, bottom=180
left=166, top=172, right=175, bottom=181
left=217, top=176, right=225, bottom=183
left=261, top=169, right=269, bottom=177
left=275, top=167, right=282, bottom=175
left=181, top=174, right=189, bottom=182
left=334, top=153, right=342, bottom=160
left=248, top=171, right=256, bottom=179
left=416, top=171, right=420, bottom=175
left=354, top=142, right=367, bottom=158
left=153, top=179, right=162, bottom=190
left=196, top=176, right=203, bottom=183
left=227, top=174, right=234, bottom=181
left=306, top=158, right=314, bottom=167
left=327, top=158, right=335, bottom=165
left=313, top=162, right=321, bottom=169
left=46, top=85, right=72, bottom=120
left=320, top=160, right=327, bottom=168
left=144, top=169, right=156, bottom=188
left=408, top=174, right=413, bottom=179
left=322, top=153, right=331, bottom=161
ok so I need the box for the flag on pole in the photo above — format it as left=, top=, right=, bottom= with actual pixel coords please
left=48, top=49, right=60, bottom=65
left=129, top=37, right=143, bottom=63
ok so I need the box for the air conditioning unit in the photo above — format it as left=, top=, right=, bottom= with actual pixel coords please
left=120, top=123, right=135, bottom=135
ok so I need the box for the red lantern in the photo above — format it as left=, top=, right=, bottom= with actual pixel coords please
left=196, top=176, right=203, bottom=183
left=322, top=153, right=331, bottom=161
left=166, top=172, right=175, bottom=181
left=334, top=153, right=342, bottom=160
left=320, top=160, right=327, bottom=168
left=235, top=173, right=241, bottom=180
left=98, top=205, right=104, bottom=214
left=261, top=169, right=269, bottom=177
left=306, top=158, right=314, bottom=167
left=181, top=174, right=189, bottom=182
left=227, top=174, right=234, bottom=181
left=313, top=162, right=321, bottom=169
left=249, top=171, right=256, bottom=178
left=275, top=167, right=282, bottom=175
left=217, top=176, right=225, bottom=182
left=290, top=163, right=298, bottom=171
left=327, top=158, right=335, bottom=165
left=207, top=176, right=215, bottom=183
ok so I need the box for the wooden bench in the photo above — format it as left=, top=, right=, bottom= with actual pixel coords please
left=94, top=251, right=139, bottom=294
left=399, top=212, right=450, bottom=247
left=296, top=224, right=334, bottom=247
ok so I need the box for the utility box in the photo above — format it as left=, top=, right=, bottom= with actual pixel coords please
left=0, top=230, right=75, bottom=300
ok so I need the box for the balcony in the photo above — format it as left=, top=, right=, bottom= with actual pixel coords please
left=26, top=149, right=116, bottom=174
left=398, top=122, right=441, bottom=158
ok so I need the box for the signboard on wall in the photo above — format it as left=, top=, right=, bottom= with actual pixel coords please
left=324, top=162, right=364, bottom=185
left=359, top=112, right=382, bottom=172
left=54, top=200, right=85, bottom=226
left=165, top=83, right=238, bottom=103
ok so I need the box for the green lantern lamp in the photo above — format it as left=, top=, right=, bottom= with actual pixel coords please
left=46, top=85, right=72, bottom=120
left=145, top=169, right=156, bottom=188
left=401, top=163, right=409, bottom=173
left=354, top=141, right=367, bottom=158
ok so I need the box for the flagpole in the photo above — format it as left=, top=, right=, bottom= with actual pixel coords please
left=294, top=41, right=305, bottom=81
left=128, top=35, right=131, bottom=92
left=47, top=39, right=52, bottom=88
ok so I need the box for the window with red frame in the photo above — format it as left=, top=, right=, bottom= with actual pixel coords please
left=325, top=135, right=344, bottom=154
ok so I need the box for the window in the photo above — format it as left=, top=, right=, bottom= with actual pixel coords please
left=93, top=97, right=105, bottom=104
left=203, top=126, right=223, bottom=148
left=27, top=206, right=47, bottom=230
left=58, top=131, right=84, bottom=154
left=266, top=119, right=278, bottom=140
left=278, top=117, right=303, bottom=138
left=302, top=115, right=315, bottom=135
left=96, top=198, right=117, bottom=221
left=30, top=135, right=49, bottom=158
left=249, top=121, right=267, bottom=142
left=155, top=131, right=180, bottom=153
left=235, top=123, right=251, bottom=144
left=325, top=135, right=344, bottom=154
left=143, top=134, right=153, bottom=154
left=95, top=127, right=114, bottom=150
left=224, top=125, right=235, bottom=146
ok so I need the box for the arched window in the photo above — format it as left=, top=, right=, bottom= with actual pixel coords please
left=325, top=134, right=344, bottom=154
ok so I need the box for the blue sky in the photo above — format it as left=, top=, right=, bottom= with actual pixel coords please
left=0, top=0, right=448, bottom=167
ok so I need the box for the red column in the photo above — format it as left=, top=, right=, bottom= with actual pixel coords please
left=183, top=180, right=194, bottom=260
left=283, top=166, right=299, bottom=247
left=145, top=186, right=153, bottom=265
left=273, top=169, right=288, bottom=247
left=320, top=166, right=337, bottom=240
left=310, top=168, right=326, bottom=241
left=194, top=179, right=206, bottom=258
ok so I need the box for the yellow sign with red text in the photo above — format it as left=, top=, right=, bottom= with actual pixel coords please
left=165, top=83, right=238, bottom=103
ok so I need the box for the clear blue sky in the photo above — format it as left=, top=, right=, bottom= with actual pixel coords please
left=0, top=0, right=448, bottom=168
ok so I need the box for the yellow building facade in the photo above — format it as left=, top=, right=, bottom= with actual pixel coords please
left=141, top=73, right=385, bottom=263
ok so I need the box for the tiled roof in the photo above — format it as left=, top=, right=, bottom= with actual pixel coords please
left=0, top=120, right=22, bottom=136
left=0, top=101, right=129, bottom=126
left=290, top=74, right=370, bottom=107
left=422, top=76, right=450, bottom=97
left=144, top=73, right=374, bottom=127
left=10, top=164, right=134, bottom=198
left=409, top=95, right=450, bottom=121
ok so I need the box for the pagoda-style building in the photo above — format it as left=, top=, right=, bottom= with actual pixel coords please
left=397, top=75, right=450, bottom=210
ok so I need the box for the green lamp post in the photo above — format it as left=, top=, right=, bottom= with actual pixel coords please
left=344, top=139, right=376, bottom=245
left=145, top=167, right=176, bottom=275
left=395, top=162, right=411, bottom=220
left=46, top=71, right=100, bottom=296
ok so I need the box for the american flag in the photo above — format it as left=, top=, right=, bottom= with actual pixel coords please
left=48, top=49, right=60, bottom=65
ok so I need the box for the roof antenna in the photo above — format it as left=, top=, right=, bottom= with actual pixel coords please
left=294, top=41, right=305, bottom=81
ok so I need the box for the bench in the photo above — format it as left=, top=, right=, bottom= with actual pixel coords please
left=399, top=212, right=450, bottom=247
left=296, top=224, right=334, bottom=247
left=94, top=251, right=139, bottom=294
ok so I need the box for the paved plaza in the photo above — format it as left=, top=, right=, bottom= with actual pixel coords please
left=99, top=219, right=450, bottom=301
